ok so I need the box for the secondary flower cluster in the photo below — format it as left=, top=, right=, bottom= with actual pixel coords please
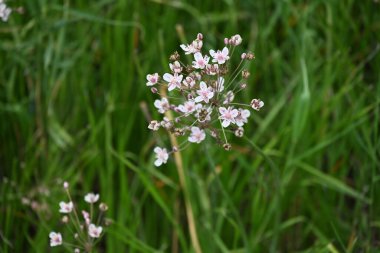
left=0, top=0, right=11, bottom=21
left=49, top=182, right=109, bottom=252
left=146, top=33, right=264, bottom=167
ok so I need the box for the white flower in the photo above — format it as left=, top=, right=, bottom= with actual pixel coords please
left=209, top=47, right=230, bottom=64
left=195, top=82, right=214, bottom=103
left=0, top=2, right=11, bottom=22
left=183, top=76, right=195, bottom=88
left=49, top=232, right=62, bottom=247
left=219, top=107, right=239, bottom=127
left=216, top=77, right=225, bottom=92
left=88, top=224, right=103, bottom=238
left=63, top=181, right=69, bottom=189
left=178, top=101, right=198, bottom=114
left=75, top=249, right=80, bottom=253
left=230, top=34, right=242, bottom=46
left=148, top=120, right=160, bottom=131
left=160, top=117, right=173, bottom=129
left=169, top=61, right=182, bottom=73
left=154, top=97, right=170, bottom=114
left=154, top=147, right=169, bottom=167
left=59, top=201, right=73, bottom=213
left=235, top=109, right=250, bottom=127
left=188, top=127, right=206, bottom=143
left=146, top=73, right=159, bottom=86
left=251, top=99, right=264, bottom=111
left=192, top=52, right=209, bottom=69
left=84, top=193, right=99, bottom=204
left=163, top=73, right=183, bottom=91
left=180, top=43, right=197, bottom=54
left=223, top=91, right=235, bottom=104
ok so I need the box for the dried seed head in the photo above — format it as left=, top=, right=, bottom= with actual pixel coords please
left=169, top=51, right=180, bottom=61
left=234, top=127, right=244, bottom=137
left=246, top=52, right=255, bottom=60
left=242, top=69, right=250, bottom=79
left=223, top=143, right=232, bottom=151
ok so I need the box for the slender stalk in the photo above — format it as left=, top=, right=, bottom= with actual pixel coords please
left=161, top=88, right=203, bottom=253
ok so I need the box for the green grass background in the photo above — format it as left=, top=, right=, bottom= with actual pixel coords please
left=1, top=0, right=380, bottom=252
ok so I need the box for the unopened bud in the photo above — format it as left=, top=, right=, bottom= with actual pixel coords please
left=197, top=33, right=203, bottom=40
left=63, top=181, right=69, bottom=189
left=224, top=38, right=229, bottom=45
left=99, top=203, right=108, bottom=212
left=241, top=53, right=247, bottom=59
left=151, top=87, right=158, bottom=94
left=62, top=215, right=69, bottom=223
left=172, top=146, right=179, bottom=152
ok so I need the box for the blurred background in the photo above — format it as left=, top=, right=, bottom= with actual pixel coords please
left=1, top=0, right=379, bottom=252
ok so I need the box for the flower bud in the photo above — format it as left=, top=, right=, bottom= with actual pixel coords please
left=63, top=182, right=69, bottom=189
left=61, top=215, right=69, bottom=224
left=99, top=203, right=108, bottom=212
left=151, top=87, right=158, bottom=93
left=241, top=53, right=247, bottom=59
left=197, top=33, right=203, bottom=40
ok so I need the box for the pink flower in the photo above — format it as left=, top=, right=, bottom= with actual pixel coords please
left=88, top=224, right=103, bottom=238
left=250, top=99, right=264, bottom=111
left=84, top=193, right=99, bottom=204
left=163, top=73, right=183, bottom=91
left=146, top=73, right=159, bottom=86
left=223, top=91, right=235, bottom=104
left=82, top=210, right=90, bottom=225
left=192, top=52, right=210, bottom=69
left=169, top=61, right=182, bottom=73
left=219, top=107, right=239, bottom=127
left=183, top=76, right=195, bottom=88
left=229, top=34, right=242, bottom=46
left=49, top=232, right=62, bottom=247
left=195, top=82, right=214, bottom=103
left=205, top=64, right=219, bottom=75
left=59, top=201, right=73, bottom=213
left=235, top=109, right=250, bottom=127
left=154, top=147, right=169, bottom=167
left=154, top=97, right=170, bottom=114
left=177, top=101, right=198, bottom=114
left=0, top=2, right=11, bottom=22
left=209, top=47, right=230, bottom=64
left=188, top=127, right=206, bottom=143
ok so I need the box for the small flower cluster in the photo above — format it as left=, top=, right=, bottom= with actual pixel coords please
left=49, top=182, right=109, bottom=252
left=0, top=0, right=11, bottom=22
left=146, top=33, right=264, bottom=166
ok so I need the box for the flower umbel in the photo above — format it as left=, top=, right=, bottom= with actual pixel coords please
left=49, top=182, right=108, bottom=252
left=146, top=33, right=264, bottom=166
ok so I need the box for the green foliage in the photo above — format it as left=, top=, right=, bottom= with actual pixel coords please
left=1, top=0, right=379, bottom=252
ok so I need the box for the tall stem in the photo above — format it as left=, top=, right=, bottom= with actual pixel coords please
left=161, top=88, right=203, bottom=253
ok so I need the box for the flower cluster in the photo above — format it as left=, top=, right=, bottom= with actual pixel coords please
left=146, top=33, right=264, bottom=166
left=0, top=0, right=11, bottom=22
left=49, top=182, right=109, bottom=252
